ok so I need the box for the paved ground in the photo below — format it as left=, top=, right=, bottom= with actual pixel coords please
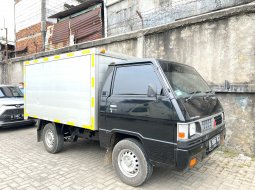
left=0, top=126, right=255, bottom=190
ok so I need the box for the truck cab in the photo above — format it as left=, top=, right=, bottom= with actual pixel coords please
left=99, top=58, right=226, bottom=183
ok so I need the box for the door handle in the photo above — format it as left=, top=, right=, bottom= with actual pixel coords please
left=109, top=105, right=117, bottom=113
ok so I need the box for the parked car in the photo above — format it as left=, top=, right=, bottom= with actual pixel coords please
left=0, top=85, right=35, bottom=128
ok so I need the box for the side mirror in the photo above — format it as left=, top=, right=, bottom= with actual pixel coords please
left=147, top=84, right=157, bottom=97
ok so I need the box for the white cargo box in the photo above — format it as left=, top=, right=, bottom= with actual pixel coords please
left=24, top=48, right=129, bottom=131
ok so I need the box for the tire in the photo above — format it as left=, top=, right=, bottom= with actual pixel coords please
left=112, top=138, right=153, bottom=187
left=42, top=123, right=64, bottom=154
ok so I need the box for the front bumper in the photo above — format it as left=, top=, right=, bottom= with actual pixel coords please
left=175, top=125, right=226, bottom=170
left=0, top=119, right=36, bottom=128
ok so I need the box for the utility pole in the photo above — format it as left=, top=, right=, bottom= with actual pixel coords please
left=2, top=18, right=8, bottom=63
left=14, top=0, right=16, bottom=57
left=1, top=17, right=8, bottom=84
left=5, top=27, right=8, bottom=63
left=41, top=0, right=46, bottom=51
left=1, top=27, right=8, bottom=84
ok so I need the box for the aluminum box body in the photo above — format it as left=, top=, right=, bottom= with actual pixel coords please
left=24, top=48, right=128, bottom=130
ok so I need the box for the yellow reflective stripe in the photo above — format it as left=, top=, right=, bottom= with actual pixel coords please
left=33, top=115, right=38, bottom=119
left=91, top=97, right=95, bottom=108
left=54, top=55, right=60, bottom=59
left=91, top=77, right=95, bottom=88
left=54, top=119, right=61, bottom=123
left=24, top=61, right=30, bottom=65
left=67, top=121, right=74, bottom=126
left=67, top=53, right=74, bottom=57
left=23, top=66, right=26, bottom=75
left=24, top=113, right=29, bottom=117
left=43, top=57, right=49, bottom=62
left=81, top=49, right=90, bottom=55
left=23, top=95, right=26, bottom=101
left=91, top=117, right=94, bottom=130
left=91, top=54, right=95, bottom=67
left=34, top=59, right=39, bottom=63
left=82, top=125, right=92, bottom=130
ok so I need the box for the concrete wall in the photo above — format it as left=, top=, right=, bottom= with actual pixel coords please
left=0, top=64, right=3, bottom=84
left=144, top=13, right=255, bottom=87
left=217, top=93, right=255, bottom=155
left=106, top=0, right=254, bottom=36
left=5, top=63, right=23, bottom=85
left=4, top=3, right=255, bottom=155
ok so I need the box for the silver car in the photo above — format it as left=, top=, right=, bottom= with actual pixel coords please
left=0, top=85, right=35, bottom=128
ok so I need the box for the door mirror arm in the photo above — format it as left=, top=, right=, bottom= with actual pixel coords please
left=147, top=84, right=158, bottom=102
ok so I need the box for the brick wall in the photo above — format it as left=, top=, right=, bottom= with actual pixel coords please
left=16, top=22, right=53, bottom=56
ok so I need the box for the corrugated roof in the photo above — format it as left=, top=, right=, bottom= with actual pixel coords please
left=52, top=19, right=70, bottom=44
left=70, top=7, right=102, bottom=42
left=51, top=6, right=103, bottom=46
left=49, top=0, right=103, bottom=19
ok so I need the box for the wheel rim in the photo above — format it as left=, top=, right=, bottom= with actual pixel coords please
left=45, top=129, right=55, bottom=149
left=118, top=149, right=139, bottom=178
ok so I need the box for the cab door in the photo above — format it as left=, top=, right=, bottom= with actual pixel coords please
left=105, top=63, right=178, bottom=165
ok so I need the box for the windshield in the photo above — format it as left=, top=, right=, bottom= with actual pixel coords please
left=0, top=86, right=23, bottom=98
left=158, top=60, right=211, bottom=98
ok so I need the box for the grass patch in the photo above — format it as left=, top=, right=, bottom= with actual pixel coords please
left=220, top=149, right=239, bottom=158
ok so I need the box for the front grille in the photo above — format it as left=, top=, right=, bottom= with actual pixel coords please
left=201, top=118, right=212, bottom=132
left=214, top=114, right=223, bottom=125
left=0, top=108, right=24, bottom=122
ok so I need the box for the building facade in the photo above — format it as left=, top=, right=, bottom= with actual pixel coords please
left=15, top=0, right=79, bottom=56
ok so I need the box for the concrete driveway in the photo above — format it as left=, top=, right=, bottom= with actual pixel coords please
left=0, top=126, right=255, bottom=190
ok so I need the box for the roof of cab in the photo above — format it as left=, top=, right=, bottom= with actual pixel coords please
left=109, top=58, right=157, bottom=66
left=109, top=58, right=190, bottom=67
left=110, top=58, right=195, bottom=71
left=0, top=85, right=16, bottom=87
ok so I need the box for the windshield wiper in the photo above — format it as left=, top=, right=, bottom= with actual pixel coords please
left=186, top=91, right=201, bottom=101
left=205, top=90, right=215, bottom=97
left=205, top=90, right=213, bottom=94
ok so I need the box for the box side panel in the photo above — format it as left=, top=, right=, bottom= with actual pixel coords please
left=25, top=55, right=94, bottom=129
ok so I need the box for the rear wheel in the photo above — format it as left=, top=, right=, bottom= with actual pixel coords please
left=112, top=138, right=153, bottom=186
left=42, top=123, right=64, bottom=153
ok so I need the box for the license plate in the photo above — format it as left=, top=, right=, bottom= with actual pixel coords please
left=209, top=135, right=220, bottom=151
left=12, top=114, right=23, bottom=119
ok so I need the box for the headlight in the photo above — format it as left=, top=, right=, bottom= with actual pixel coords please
left=189, top=123, right=196, bottom=136
left=222, top=112, right=225, bottom=122
left=177, top=122, right=198, bottom=140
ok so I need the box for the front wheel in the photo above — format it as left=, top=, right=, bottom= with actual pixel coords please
left=112, top=138, right=153, bottom=186
left=42, top=123, right=64, bottom=154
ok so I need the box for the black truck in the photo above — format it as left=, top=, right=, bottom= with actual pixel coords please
left=24, top=50, right=226, bottom=186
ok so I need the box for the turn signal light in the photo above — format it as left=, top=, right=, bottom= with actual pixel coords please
left=100, top=49, right=106, bottom=53
left=189, top=158, right=197, bottom=168
left=213, top=119, right=216, bottom=127
left=178, top=132, right=185, bottom=139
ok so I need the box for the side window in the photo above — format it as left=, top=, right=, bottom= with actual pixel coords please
left=101, top=68, right=114, bottom=97
left=0, top=89, right=4, bottom=97
left=112, top=64, right=162, bottom=95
